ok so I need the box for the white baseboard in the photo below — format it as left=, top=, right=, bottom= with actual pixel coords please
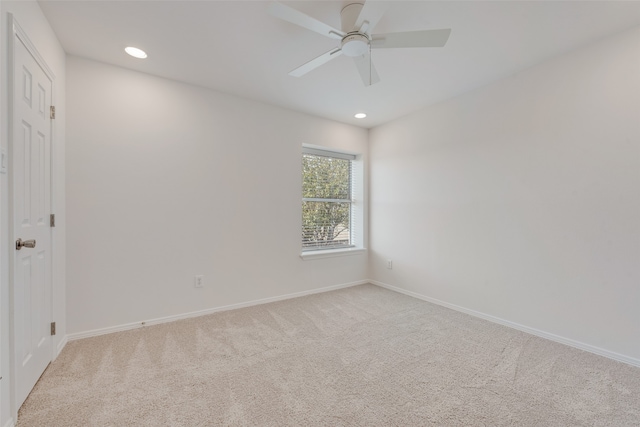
left=3, top=417, right=15, bottom=427
left=67, top=280, right=369, bottom=341
left=370, top=280, right=640, bottom=368
left=55, top=334, right=68, bottom=359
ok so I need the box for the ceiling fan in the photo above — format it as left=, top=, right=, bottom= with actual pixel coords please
left=269, top=1, right=451, bottom=86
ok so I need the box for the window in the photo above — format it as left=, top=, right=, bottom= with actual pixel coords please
left=302, top=146, right=362, bottom=253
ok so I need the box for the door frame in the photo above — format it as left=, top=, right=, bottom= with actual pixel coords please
left=7, top=14, right=57, bottom=418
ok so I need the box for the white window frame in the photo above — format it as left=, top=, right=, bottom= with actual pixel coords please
left=301, top=145, right=365, bottom=259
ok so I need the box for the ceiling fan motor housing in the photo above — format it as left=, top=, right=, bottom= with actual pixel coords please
left=341, top=3, right=364, bottom=32
left=340, top=3, right=369, bottom=57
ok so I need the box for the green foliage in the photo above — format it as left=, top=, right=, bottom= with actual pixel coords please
left=302, top=154, right=351, bottom=248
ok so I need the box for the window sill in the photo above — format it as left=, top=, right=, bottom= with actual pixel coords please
left=300, top=248, right=367, bottom=260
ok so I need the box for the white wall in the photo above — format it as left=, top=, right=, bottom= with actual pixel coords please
left=369, top=27, right=640, bottom=363
left=66, top=56, right=368, bottom=335
left=0, top=1, right=66, bottom=425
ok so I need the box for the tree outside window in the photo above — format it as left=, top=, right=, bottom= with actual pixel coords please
left=302, top=152, right=353, bottom=250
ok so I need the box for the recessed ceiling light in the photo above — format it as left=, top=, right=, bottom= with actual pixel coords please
left=354, top=113, right=367, bottom=119
left=125, top=46, right=147, bottom=59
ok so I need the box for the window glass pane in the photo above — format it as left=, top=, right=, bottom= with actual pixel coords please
left=302, top=201, right=351, bottom=249
left=302, top=154, right=351, bottom=200
left=302, top=151, right=355, bottom=251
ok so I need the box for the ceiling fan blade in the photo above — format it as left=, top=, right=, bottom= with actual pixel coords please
left=269, top=2, right=345, bottom=40
left=289, top=48, right=343, bottom=77
left=353, top=52, right=380, bottom=86
left=354, top=1, right=389, bottom=34
left=371, top=29, right=452, bottom=49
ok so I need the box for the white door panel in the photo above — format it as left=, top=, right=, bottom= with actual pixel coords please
left=12, top=28, right=53, bottom=409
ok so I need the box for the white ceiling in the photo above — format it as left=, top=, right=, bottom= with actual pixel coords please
left=38, top=0, right=640, bottom=128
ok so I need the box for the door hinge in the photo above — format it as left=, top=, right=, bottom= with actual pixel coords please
left=50, top=105, right=56, bottom=120
left=51, top=322, right=56, bottom=336
left=50, top=213, right=56, bottom=227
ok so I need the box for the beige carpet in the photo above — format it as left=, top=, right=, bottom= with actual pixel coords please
left=18, top=284, right=640, bottom=426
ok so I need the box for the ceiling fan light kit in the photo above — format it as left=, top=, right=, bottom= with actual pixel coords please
left=341, top=34, right=369, bottom=57
left=269, top=1, right=451, bottom=87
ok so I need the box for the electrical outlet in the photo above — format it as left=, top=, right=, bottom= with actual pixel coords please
left=194, top=275, right=204, bottom=288
left=387, top=259, right=393, bottom=270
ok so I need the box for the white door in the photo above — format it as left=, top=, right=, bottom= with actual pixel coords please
left=12, top=26, right=53, bottom=409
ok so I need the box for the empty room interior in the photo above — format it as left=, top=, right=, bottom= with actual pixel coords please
left=1, top=0, right=639, bottom=425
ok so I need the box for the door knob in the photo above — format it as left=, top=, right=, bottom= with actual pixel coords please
left=16, top=238, right=36, bottom=250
